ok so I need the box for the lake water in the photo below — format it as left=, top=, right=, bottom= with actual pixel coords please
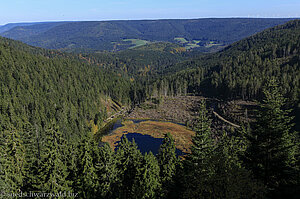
left=115, top=133, right=184, bottom=156
left=102, top=119, right=185, bottom=156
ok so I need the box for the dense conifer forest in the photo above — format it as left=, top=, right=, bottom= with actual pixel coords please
left=0, top=19, right=299, bottom=199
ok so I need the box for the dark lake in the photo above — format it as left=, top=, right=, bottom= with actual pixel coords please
left=115, top=133, right=184, bottom=156
left=101, top=119, right=185, bottom=156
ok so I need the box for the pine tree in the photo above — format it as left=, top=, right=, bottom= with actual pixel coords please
left=96, top=143, right=118, bottom=199
left=246, top=78, right=299, bottom=198
left=181, top=100, right=216, bottom=198
left=76, top=132, right=99, bottom=199
left=21, top=122, right=41, bottom=192
left=114, top=135, right=143, bottom=199
left=0, top=128, right=26, bottom=197
left=65, top=141, right=79, bottom=196
left=157, top=133, right=178, bottom=198
left=188, top=100, right=215, bottom=164
left=37, top=123, right=71, bottom=196
left=211, top=131, right=265, bottom=199
left=135, top=152, right=161, bottom=199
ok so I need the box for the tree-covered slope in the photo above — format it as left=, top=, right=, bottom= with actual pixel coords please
left=78, top=42, right=189, bottom=77
left=152, top=20, right=300, bottom=102
left=0, top=18, right=292, bottom=52
left=0, top=36, right=133, bottom=140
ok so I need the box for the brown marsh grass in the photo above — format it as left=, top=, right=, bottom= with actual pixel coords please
left=101, top=120, right=195, bottom=153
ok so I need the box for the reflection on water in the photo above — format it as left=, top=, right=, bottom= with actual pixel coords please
left=115, top=133, right=185, bottom=156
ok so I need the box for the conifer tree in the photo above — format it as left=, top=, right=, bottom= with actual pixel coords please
left=37, top=123, right=71, bottom=196
left=76, top=132, right=99, bottom=199
left=157, top=133, right=178, bottom=198
left=114, top=135, right=143, bottom=199
left=21, top=123, right=41, bottom=192
left=0, top=128, right=26, bottom=196
left=65, top=141, right=79, bottom=195
left=96, top=143, right=118, bottom=199
left=212, top=131, right=265, bottom=199
left=135, top=152, right=161, bottom=199
left=181, top=100, right=216, bottom=198
left=246, top=78, right=299, bottom=197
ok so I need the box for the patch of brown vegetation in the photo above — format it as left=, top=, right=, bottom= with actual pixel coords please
left=127, top=96, right=257, bottom=132
left=127, top=96, right=205, bottom=124
left=101, top=120, right=195, bottom=153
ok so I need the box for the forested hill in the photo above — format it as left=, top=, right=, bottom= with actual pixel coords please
left=0, top=18, right=292, bottom=52
left=152, top=20, right=300, bottom=103
left=0, top=22, right=51, bottom=33
left=77, top=42, right=190, bottom=77
left=0, top=36, right=133, bottom=141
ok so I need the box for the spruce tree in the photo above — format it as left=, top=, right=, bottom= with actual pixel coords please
left=246, top=78, right=299, bottom=197
left=114, top=135, right=143, bottom=199
left=96, top=143, right=118, bottom=199
left=37, top=123, right=71, bottom=196
left=21, top=123, right=41, bottom=192
left=181, top=100, right=216, bottom=198
left=212, top=131, right=265, bottom=199
left=0, top=128, right=26, bottom=197
left=65, top=141, right=79, bottom=196
left=76, top=132, right=99, bottom=199
left=157, top=133, right=178, bottom=198
left=135, top=152, right=161, bottom=199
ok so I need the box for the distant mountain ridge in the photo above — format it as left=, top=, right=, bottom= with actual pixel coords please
left=0, top=18, right=294, bottom=52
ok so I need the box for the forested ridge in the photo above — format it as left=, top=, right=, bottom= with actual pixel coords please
left=0, top=18, right=292, bottom=52
left=0, top=19, right=299, bottom=199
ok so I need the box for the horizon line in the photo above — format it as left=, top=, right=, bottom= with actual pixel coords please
left=1, top=16, right=298, bottom=26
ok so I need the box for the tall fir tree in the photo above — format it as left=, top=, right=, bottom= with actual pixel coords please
left=96, top=143, right=118, bottom=199
left=37, top=123, right=71, bottom=196
left=246, top=78, right=299, bottom=198
left=75, top=132, right=99, bottom=199
left=181, top=100, right=216, bottom=199
left=0, top=127, right=26, bottom=198
left=134, top=152, right=161, bottom=199
left=21, top=122, right=41, bottom=193
left=211, top=131, right=265, bottom=199
left=114, top=135, right=143, bottom=199
left=157, top=133, right=178, bottom=198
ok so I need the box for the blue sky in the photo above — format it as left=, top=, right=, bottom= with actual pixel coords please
left=0, top=0, right=299, bottom=25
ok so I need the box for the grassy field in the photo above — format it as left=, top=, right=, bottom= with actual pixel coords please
left=102, top=120, right=195, bottom=153
left=123, top=39, right=150, bottom=48
left=192, top=40, right=202, bottom=44
left=174, top=37, right=188, bottom=43
left=186, top=43, right=200, bottom=49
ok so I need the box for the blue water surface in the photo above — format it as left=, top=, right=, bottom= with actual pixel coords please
left=115, top=133, right=184, bottom=156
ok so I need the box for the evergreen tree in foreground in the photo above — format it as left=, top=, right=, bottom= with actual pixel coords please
left=114, top=136, right=143, bottom=199
left=37, top=123, right=71, bottom=196
left=157, top=133, right=178, bottom=198
left=246, top=78, right=299, bottom=198
left=76, top=133, right=99, bottom=199
left=181, top=100, right=216, bottom=198
left=136, top=152, right=161, bottom=199
left=211, top=131, right=265, bottom=199
left=0, top=128, right=26, bottom=197
left=96, top=143, right=118, bottom=199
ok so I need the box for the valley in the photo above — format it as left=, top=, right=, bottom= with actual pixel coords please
left=99, top=95, right=256, bottom=154
left=1, top=18, right=299, bottom=199
left=0, top=18, right=292, bottom=52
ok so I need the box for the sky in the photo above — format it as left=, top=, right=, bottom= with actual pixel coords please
left=0, top=0, right=299, bottom=25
